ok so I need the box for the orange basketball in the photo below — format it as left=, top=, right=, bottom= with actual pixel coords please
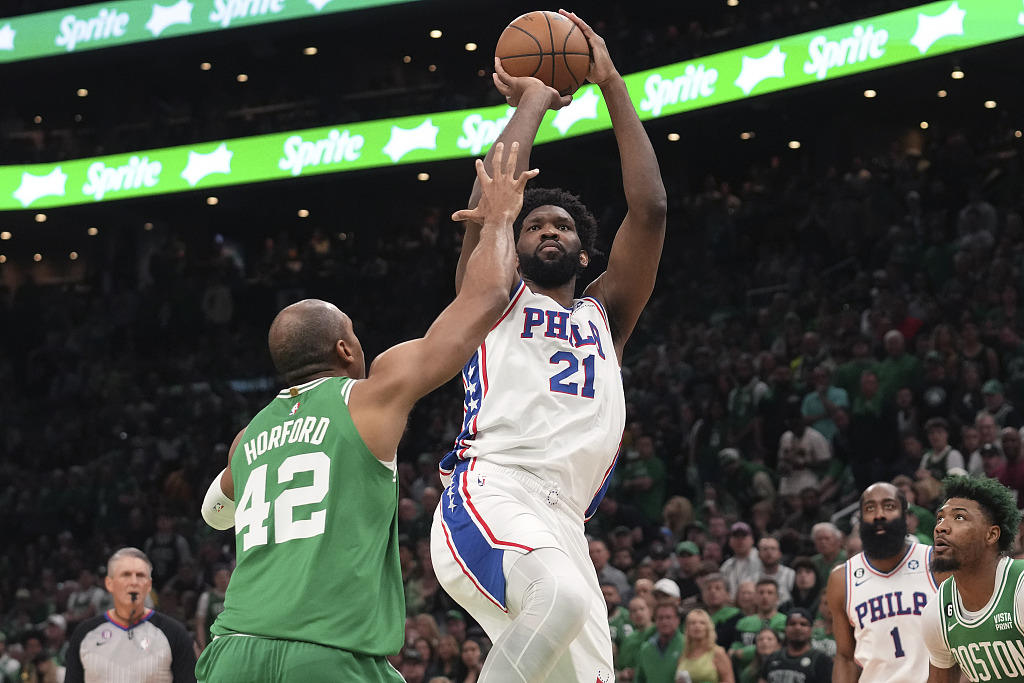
left=495, top=11, right=591, bottom=97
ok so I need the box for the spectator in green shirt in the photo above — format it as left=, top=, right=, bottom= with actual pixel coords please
left=635, top=603, right=685, bottom=683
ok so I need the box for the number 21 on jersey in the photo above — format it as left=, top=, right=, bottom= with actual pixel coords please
left=235, top=452, right=330, bottom=551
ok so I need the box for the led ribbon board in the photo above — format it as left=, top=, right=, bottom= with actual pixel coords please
left=2, top=0, right=1022, bottom=210
left=0, top=0, right=421, bottom=63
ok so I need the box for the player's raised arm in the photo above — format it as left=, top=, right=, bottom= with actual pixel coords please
left=352, top=142, right=536, bottom=459
left=826, top=565, right=860, bottom=683
left=565, top=10, right=667, bottom=355
left=454, top=63, right=569, bottom=294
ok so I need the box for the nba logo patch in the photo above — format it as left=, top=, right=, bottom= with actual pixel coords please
left=476, top=474, right=486, bottom=486
left=290, top=402, right=300, bottom=416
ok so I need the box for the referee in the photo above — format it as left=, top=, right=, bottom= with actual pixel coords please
left=65, top=548, right=196, bottom=683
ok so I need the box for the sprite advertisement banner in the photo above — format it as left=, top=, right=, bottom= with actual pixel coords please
left=0, top=0, right=421, bottom=62
left=2, top=0, right=1022, bottom=210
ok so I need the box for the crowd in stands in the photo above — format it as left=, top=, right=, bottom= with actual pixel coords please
left=1, top=1, right=1024, bottom=682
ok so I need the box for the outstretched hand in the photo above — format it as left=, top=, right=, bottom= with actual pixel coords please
left=559, top=9, right=618, bottom=88
left=492, top=58, right=572, bottom=110
left=451, top=141, right=539, bottom=224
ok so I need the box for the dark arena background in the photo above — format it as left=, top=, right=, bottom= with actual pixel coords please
left=0, top=0, right=1022, bottom=680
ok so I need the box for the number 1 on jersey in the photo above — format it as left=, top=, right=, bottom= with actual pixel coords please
left=890, top=626, right=905, bottom=658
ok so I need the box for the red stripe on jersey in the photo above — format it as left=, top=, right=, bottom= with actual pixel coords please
left=462, top=467, right=533, bottom=553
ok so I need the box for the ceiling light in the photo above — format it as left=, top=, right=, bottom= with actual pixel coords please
left=87, top=227, right=98, bottom=236
left=69, top=252, right=78, bottom=260
left=0, top=232, right=10, bottom=240
left=0, top=256, right=5, bottom=264
left=727, top=0, right=739, bottom=5
left=428, top=64, right=437, bottom=72
left=937, top=90, right=947, bottom=98
left=863, top=89, right=877, bottom=98
left=429, top=30, right=442, bottom=38
left=740, top=131, right=754, bottom=140
left=35, top=213, right=46, bottom=222
left=33, top=254, right=42, bottom=262
left=207, top=196, right=219, bottom=205
left=403, top=55, right=412, bottom=64
left=920, top=121, right=929, bottom=129
left=465, top=43, right=477, bottom=51
left=667, top=133, right=680, bottom=141
left=143, top=222, right=153, bottom=230
left=984, top=100, right=997, bottom=109
left=76, top=88, right=88, bottom=97
left=417, top=173, right=430, bottom=181
left=297, top=209, right=309, bottom=218
left=237, top=74, right=248, bottom=82
left=33, top=115, right=42, bottom=123
left=200, top=62, right=212, bottom=71
left=788, top=140, right=801, bottom=149
left=951, top=69, right=964, bottom=79
left=303, top=47, right=317, bottom=56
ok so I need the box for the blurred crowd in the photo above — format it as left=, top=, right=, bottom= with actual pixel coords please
left=2, top=1, right=1024, bottom=682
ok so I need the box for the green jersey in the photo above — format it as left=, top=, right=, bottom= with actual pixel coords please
left=935, top=557, right=1024, bottom=681
left=212, top=376, right=404, bottom=656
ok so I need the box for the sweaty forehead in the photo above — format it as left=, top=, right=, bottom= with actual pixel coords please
left=862, top=484, right=900, bottom=507
left=525, top=205, right=574, bottom=225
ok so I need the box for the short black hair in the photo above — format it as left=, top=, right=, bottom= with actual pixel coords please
left=514, top=187, right=599, bottom=256
left=941, top=475, right=1022, bottom=554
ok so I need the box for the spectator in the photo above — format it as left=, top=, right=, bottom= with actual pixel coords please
left=717, top=449, right=776, bottom=518
left=194, top=565, right=230, bottom=653
left=635, top=603, right=684, bottom=683
left=800, top=366, right=849, bottom=444
left=810, top=523, right=847, bottom=585
left=876, top=331, right=922, bottom=402
left=777, top=415, right=832, bottom=511
left=617, top=597, right=654, bottom=682
left=63, top=570, right=106, bottom=635
left=848, top=369, right=898, bottom=492
left=758, top=609, right=832, bottom=682
left=995, top=427, right=1024, bottom=506
left=590, top=539, right=633, bottom=603
left=981, top=380, right=1024, bottom=429
left=720, top=523, right=763, bottom=598
left=730, top=578, right=785, bottom=672
left=727, top=354, right=769, bottom=456
left=673, top=542, right=703, bottom=603
left=756, top=537, right=794, bottom=605
left=142, top=512, right=192, bottom=591
left=738, top=628, right=780, bottom=683
left=918, top=417, right=965, bottom=481
left=675, top=608, right=734, bottom=683
left=782, top=557, right=823, bottom=617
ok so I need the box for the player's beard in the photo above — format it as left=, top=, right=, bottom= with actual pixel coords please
left=860, top=515, right=909, bottom=560
left=519, top=246, right=581, bottom=287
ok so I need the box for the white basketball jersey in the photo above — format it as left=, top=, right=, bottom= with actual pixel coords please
left=844, top=542, right=939, bottom=682
left=440, top=281, right=625, bottom=518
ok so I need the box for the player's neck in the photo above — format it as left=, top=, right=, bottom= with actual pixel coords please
left=955, top=555, right=1004, bottom=612
left=524, top=278, right=576, bottom=309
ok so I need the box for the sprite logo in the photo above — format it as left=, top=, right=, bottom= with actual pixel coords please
left=55, top=7, right=130, bottom=52
left=803, top=24, right=888, bottom=80
left=209, top=0, right=285, bottom=28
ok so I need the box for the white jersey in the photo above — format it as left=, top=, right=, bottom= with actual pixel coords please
left=843, top=542, right=939, bottom=683
left=439, top=281, right=625, bottom=518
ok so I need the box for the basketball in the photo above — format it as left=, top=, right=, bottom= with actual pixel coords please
left=495, top=11, right=591, bottom=97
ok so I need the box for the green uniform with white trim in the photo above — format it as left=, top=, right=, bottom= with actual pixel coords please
left=935, top=557, right=1024, bottom=682
left=196, top=376, right=404, bottom=683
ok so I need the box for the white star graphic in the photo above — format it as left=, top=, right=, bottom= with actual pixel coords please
left=734, top=44, right=787, bottom=96
left=307, top=0, right=333, bottom=9
left=146, top=0, right=193, bottom=37
left=467, top=365, right=476, bottom=379
left=180, top=143, right=233, bottom=187
left=466, top=381, right=477, bottom=395
left=910, top=2, right=966, bottom=54
left=382, top=119, right=439, bottom=163
left=468, top=397, right=479, bottom=411
left=13, top=167, right=68, bottom=208
left=0, top=23, right=15, bottom=51
left=551, top=87, right=600, bottom=135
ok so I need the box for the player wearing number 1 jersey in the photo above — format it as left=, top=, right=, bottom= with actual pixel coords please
left=827, top=482, right=947, bottom=683
left=430, top=11, right=666, bottom=683
left=194, top=143, right=536, bottom=683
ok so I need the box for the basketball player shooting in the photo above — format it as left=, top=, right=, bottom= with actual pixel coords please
left=429, top=10, right=667, bottom=683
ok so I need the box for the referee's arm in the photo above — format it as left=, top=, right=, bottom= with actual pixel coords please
left=63, top=623, right=87, bottom=683
left=162, top=616, right=198, bottom=683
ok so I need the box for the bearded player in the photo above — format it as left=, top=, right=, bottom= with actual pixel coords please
left=827, top=481, right=948, bottom=682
